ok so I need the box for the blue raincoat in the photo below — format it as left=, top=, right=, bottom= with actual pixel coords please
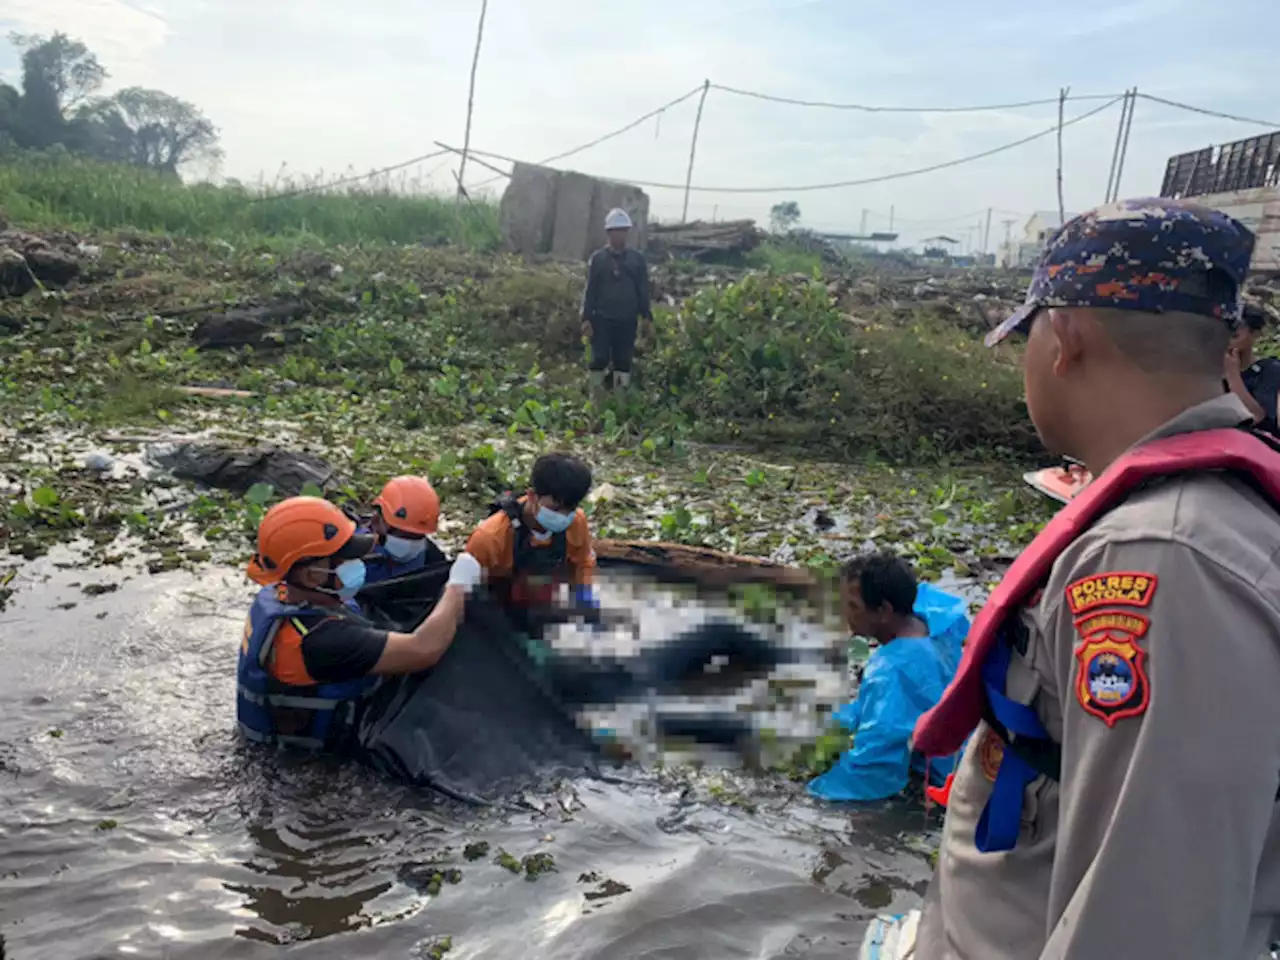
left=808, top=582, right=970, bottom=802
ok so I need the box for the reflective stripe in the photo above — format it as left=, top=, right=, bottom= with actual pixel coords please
left=237, top=685, right=343, bottom=711
left=238, top=723, right=324, bottom=751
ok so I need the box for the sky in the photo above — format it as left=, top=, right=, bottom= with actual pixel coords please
left=2, top=0, right=1277, bottom=249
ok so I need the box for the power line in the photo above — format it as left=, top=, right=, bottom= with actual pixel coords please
left=249, top=148, right=451, bottom=203
left=709, top=83, right=1123, bottom=114
left=471, top=85, right=706, bottom=188
left=464, top=96, right=1122, bottom=195
left=1135, top=93, right=1280, bottom=130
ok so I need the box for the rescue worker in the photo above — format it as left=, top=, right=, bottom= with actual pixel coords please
left=908, top=199, right=1280, bottom=959
left=465, top=452, right=597, bottom=617
left=361, top=476, right=448, bottom=585
left=581, top=207, right=652, bottom=395
left=809, top=552, right=969, bottom=803
left=1225, top=303, right=1280, bottom=435
left=237, top=497, right=482, bottom=751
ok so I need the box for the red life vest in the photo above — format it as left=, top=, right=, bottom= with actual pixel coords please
left=915, top=427, right=1280, bottom=758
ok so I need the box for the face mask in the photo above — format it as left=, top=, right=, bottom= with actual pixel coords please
left=384, top=535, right=427, bottom=563
left=535, top=505, right=573, bottom=534
left=332, top=559, right=366, bottom=599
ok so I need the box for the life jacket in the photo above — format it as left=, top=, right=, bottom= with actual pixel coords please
left=489, top=495, right=568, bottom=606
left=914, top=428, right=1280, bottom=851
left=237, top=586, right=378, bottom=751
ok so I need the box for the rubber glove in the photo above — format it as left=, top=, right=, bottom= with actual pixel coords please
left=446, top=552, right=483, bottom=593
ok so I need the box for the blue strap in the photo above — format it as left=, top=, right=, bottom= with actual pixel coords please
left=975, top=643, right=1052, bottom=853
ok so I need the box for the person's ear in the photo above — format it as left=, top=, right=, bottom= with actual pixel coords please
left=1047, top=309, right=1085, bottom=376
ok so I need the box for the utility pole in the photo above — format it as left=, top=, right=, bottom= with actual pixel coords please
left=456, top=0, right=489, bottom=201
left=1001, top=218, right=1017, bottom=266
left=1113, top=87, right=1137, bottom=202
left=1056, top=86, right=1070, bottom=225
left=860, top=208, right=869, bottom=235
left=982, top=207, right=992, bottom=255
left=889, top=205, right=895, bottom=232
left=681, top=79, right=712, bottom=222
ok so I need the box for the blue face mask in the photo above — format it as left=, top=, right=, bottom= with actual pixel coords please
left=332, top=559, right=366, bottom=599
left=536, top=505, right=574, bottom=534
left=384, top=534, right=427, bottom=563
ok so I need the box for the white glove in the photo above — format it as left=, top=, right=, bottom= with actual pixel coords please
left=446, top=552, right=483, bottom=593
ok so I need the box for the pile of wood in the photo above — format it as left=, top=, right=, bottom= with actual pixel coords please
left=647, top=219, right=763, bottom=260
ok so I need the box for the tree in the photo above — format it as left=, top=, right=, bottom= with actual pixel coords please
left=88, top=87, right=221, bottom=174
left=3, top=32, right=106, bottom=149
left=770, top=201, right=801, bottom=233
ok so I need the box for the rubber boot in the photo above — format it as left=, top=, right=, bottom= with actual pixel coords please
left=588, top=369, right=608, bottom=404
left=613, top=371, right=631, bottom=396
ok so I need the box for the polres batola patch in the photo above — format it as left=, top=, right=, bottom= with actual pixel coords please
left=1074, top=613, right=1150, bottom=726
left=1065, top=571, right=1158, bottom=615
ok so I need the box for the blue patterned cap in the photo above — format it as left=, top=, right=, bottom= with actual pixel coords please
left=986, top=198, right=1255, bottom=347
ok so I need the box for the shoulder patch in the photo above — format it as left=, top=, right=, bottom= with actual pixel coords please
left=1065, top=571, right=1157, bottom=615
left=1074, top=612, right=1150, bottom=726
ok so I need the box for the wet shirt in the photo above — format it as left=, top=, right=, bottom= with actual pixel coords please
left=465, top=499, right=596, bottom=586
left=917, top=393, right=1280, bottom=960
left=582, top=247, right=651, bottom=324
left=270, top=611, right=389, bottom=686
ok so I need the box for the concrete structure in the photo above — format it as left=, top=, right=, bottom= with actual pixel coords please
left=499, top=163, right=649, bottom=262
left=998, top=210, right=1078, bottom=268
left=1159, top=131, right=1280, bottom=274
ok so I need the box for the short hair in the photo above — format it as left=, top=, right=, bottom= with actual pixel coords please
left=1090, top=307, right=1231, bottom=377
left=841, top=551, right=917, bottom=616
left=1243, top=303, right=1268, bottom=332
left=530, top=453, right=592, bottom=509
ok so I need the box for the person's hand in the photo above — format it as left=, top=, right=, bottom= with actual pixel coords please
left=446, top=552, right=483, bottom=593
left=1225, top=345, right=1242, bottom=379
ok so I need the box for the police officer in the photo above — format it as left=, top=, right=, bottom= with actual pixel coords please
left=911, top=199, right=1280, bottom=958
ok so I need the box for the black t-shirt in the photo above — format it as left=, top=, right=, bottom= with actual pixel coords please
left=295, top=613, right=389, bottom=684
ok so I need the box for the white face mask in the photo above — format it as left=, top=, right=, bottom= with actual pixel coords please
left=384, top=535, right=427, bottom=562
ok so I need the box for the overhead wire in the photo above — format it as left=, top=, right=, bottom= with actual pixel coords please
left=463, top=96, right=1123, bottom=195
left=708, top=83, right=1123, bottom=114
left=469, top=84, right=706, bottom=189
left=1135, top=93, right=1280, bottom=130
left=249, top=148, right=451, bottom=203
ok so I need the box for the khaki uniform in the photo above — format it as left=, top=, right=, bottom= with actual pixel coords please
left=918, top=393, right=1280, bottom=959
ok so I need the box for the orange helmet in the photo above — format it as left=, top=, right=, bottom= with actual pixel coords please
left=373, top=476, right=440, bottom=536
left=246, top=497, right=374, bottom=586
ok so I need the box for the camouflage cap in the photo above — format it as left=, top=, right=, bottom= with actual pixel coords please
left=986, top=197, right=1255, bottom=347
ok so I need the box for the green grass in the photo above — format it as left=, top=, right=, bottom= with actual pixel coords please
left=744, top=241, right=825, bottom=275
left=0, top=152, right=501, bottom=249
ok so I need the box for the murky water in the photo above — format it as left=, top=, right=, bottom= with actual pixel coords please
left=0, top=552, right=935, bottom=959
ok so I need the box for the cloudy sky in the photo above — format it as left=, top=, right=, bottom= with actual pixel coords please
left=3, top=0, right=1276, bottom=247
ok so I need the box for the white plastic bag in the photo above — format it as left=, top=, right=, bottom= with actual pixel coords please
left=859, top=909, right=920, bottom=960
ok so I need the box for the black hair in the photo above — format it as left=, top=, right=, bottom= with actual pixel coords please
left=530, top=453, right=593, bottom=510
left=841, top=551, right=918, bottom=616
left=1243, top=303, right=1268, bottom=331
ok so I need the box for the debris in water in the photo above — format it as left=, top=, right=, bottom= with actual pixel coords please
left=522, top=852, right=557, bottom=881
left=83, top=452, right=115, bottom=473
left=48, top=729, right=63, bottom=739
left=494, top=849, right=521, bottom=874
left=463, top=841, right=490, bottom=861
left=81, top=583, right=118, bottom=597
left=414, top=935, right=453, bottom=959
left=95, top=819, right=118, bottom=831
left=583, top=877, right=632, bottom=901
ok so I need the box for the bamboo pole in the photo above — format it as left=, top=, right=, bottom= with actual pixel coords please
left=456, top=0, right=490, bottom=201
left=682, top=79, right=711, bottom=222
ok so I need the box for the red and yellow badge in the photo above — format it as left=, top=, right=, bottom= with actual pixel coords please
left=1065, top=571, right=1157, bottom=616
left=1073, top=610, right=1151, bottom=726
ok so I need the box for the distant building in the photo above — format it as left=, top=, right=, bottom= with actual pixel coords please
left=1159, top=130, right=1280, bottom=273
left=999, top=210, right=1078, bottom=268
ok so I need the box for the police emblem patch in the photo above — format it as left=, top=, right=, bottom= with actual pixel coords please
left=979, top=728, right=1004, bottom=781
left=1074, top=612, right=1150, bottom=725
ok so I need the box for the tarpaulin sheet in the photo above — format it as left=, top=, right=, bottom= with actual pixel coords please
left=353, top=566, right=600, bottom=804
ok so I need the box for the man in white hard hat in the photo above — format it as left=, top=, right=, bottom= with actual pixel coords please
left=581, top=207, right=652, bottom=395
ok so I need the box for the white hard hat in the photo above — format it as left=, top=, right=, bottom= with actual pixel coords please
left=604, top=208, right=633, bottom=231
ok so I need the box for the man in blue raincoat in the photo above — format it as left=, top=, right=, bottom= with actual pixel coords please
left=809, top=551, right=968, bottom=802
